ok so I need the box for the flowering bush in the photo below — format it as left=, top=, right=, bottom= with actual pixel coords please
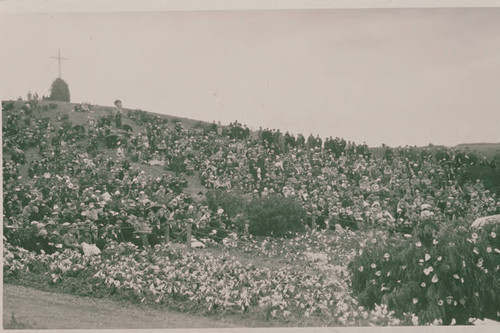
left=349, top=222, right=500, bottom=325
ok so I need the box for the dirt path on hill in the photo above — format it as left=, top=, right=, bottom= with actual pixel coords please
left=2, top=284, right=242, bottom=329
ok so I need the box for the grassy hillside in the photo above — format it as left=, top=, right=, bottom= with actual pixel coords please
left=2, top=99, right=212, bottom=131
left=5, top=99, right=499, bottom=156
left=454, top=142, right=500, bottom=158
left=2, top=100, right=210, bottom=201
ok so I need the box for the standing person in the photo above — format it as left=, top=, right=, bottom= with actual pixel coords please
left=115, top=111, right=122, bottom=129
left=114, top=99, right=123, bottom=128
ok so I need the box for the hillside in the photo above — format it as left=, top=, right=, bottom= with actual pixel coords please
left=454, top=142, right=500, bottom=157
left=2, top=100, right=208, bottom=199
left=3, top=98, right=500, bottom=327
left=4, top=99, right=499, bottom=156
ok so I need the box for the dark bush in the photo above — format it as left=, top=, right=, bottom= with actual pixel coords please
left=204, top=190, right=247, bottom=219
left=49, top=103, right=59, bottom=110
left=48, top=78, right=70, bottom=102
left=349, top=220, right=500, bottom=325
left=246, top=195, right=306, bottom=237
left=464, top=164, right=500, bottom=196
left=6, top=227, right=39, bottom=252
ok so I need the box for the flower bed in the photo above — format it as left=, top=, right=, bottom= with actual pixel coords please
left=3, top=234, right=410, bottom=326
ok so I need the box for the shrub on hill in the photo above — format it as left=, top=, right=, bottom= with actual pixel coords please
left=204, top=190, right=246, bottom=218
left=47, top=78, right=70, bottom=102
left=464, top=164, right=500, bottom=196
left=246, top=195, right=306, bottom=237
left=349, top=219, right=500, bottom=325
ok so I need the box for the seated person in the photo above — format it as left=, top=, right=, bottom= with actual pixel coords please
left=60, top=224, right=81, bottom=251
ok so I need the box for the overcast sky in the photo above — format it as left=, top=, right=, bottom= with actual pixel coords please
left=2, top=8, right=500, bottom=147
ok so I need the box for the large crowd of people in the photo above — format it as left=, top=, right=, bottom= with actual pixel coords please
left=3, top=99, right=500, bottom=253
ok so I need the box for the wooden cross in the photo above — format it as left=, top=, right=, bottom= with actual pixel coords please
left=50, top=49, right=68, bottom=78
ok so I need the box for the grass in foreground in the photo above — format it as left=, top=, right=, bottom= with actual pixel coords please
left=4, top=313, right=37, bottom=330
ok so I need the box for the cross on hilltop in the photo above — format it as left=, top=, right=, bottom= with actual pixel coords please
left=50, top=49, right=68, bottom=79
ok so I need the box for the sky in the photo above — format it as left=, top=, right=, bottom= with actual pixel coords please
left=2, top=7, right=500, bottom=147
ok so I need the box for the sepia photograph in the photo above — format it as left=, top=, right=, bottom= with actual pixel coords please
left=2, top=0, right=500, bottom=330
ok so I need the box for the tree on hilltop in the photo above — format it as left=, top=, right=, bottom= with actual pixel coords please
left=48, top=78, right=70, bottom=102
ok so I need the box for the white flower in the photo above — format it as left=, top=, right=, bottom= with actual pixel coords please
left=491, top=232, right=496, bottom=239
left=370, top=263, right=376, bottom=269
left=437, top=300, right=443, bottom=306
left=433, top=239, right=439, bottom=245
left=425, top=253, right=431, bottom=261
left=453, top=274, right=459, bottom=279
left=384, top=252, right=390, bottom=259
left=375, top=271, right=381, bottom=276
left=358, top=266, right=364, bottom=272
left=473, top=248, right=479, bottom=255
left=412, top=298, right=418, bottom=304
left=432, top=318, right=443, bottom=325
left=486, top=247, right=492, bottom=253
left=416, top=242, right=422, bottom=247
left=421, top=282, right=426, bottom=288
left=432, top=275, right=439, bottom=283
left=437, top=256, right=442, bottom=261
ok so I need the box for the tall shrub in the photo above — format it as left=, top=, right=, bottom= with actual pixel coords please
left=204, top=190, right=246, bottom=219
left=246, top=195, right=306, bottom=237
left=48, top=78, right=70, bottom=102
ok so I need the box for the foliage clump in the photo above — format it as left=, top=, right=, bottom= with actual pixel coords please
left=349, top=219, right=500, bottom=325
left=204, top=190, right=246, bottom=219
left=48, top=78, right=70, bottom=102
left=246, top=195, right=306, bottom=237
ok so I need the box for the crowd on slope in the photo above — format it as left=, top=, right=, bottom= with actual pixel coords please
left=3, top=99, right=500, bottom=253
